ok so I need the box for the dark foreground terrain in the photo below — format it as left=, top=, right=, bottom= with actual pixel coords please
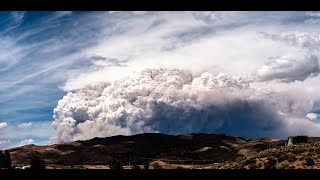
left=8, top=133, right=284, bottom=167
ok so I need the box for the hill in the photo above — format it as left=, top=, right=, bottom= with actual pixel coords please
left=8, top=133, right=284, bottom=166
left=210, top=142, right=320, bottom=169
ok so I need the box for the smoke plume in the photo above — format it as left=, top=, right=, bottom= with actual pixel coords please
left=51, top=68, right=320, bottom=143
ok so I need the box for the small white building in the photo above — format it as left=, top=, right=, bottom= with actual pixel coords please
left=287, top=137, right=293, bottom=146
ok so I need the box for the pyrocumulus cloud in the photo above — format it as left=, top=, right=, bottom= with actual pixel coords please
left=51, top=68, right=320, bottom=143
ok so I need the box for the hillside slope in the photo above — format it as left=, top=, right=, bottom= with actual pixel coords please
left=210, top=143, right=320, bottom=169
left=8, top=133, right=284, bottom=165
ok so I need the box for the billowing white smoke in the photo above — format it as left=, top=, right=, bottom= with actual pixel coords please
left=51, top=68, right=320, bottom=143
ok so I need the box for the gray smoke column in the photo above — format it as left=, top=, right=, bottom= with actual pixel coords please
left=50, top=68, right=320, bottom=143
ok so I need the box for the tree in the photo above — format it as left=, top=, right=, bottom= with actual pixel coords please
left=4, top=150, right=12, bottom=169
left=264, top=157, right=276, bottom=169
left=109, top=159, right=123, bottom=170
left=30, top=157, right=46, bottom=169
left=0, top=151, right=5, bottom=168
left=305, top=157, right=315, bottom=166
left=131, top=164, right=141, bottom=169
left=143, top=163, right=150, bottom=169
left=152, top=162, right=162, bottom=169
left=0, top=150, right=12, bottom=169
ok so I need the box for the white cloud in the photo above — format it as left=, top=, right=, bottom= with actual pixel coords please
left=257, top=54, right=320, bottom=82
left=56, top=11, right=72, bottom=17
left=17, top=122, right=32, bottom=128
left=306, top=11, right=320, bottom=17
left=0, top=122, right=8, bottom=129
left=63, top=18, right=306, bottom=91
left=0, top=139, right=35, bottom=150
left=108, top=11, right=147, bottom=15
left=305, top=18, right=320, bottom=24
left=0, top=121, right=54, bottom=142
left=17, top=139, right=34, bottom=147
left=191, top=11, right=236, bottom=25
left=131, top=11, right=148, bottom=15
left=11, top=11, right=25, bottom=22
left=259, top=32, right=320, bottom=51
left=0, top=140, right=11, bottom=150
left=306, top=113, right=318, bottom=120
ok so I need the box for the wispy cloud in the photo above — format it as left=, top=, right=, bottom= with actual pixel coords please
left=306, top=113, right=319, bottom=120
left=0, top=122, right=8, bottom=129
left=11, top=11, right=25, bottom=22
left=0, top=140, right=11, bottom=150
left=17, top=139, right=34, bottom=146
left=306, top=11, right=320, bottom=17
left=18, top=122, right=32, bottom=128
left=0, top=139, right=34, bottom=150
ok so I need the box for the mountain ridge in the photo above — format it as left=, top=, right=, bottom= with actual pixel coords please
left=8, top=133, right=284, bottom=165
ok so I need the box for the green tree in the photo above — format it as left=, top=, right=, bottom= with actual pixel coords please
left=143, top=163, right=150, bottom=169
left=152, top=162, right=162, bottom=169
left=30, top=157, right=46, bottom=169
left=0, top=151, right=5, bottom=168
left=4, top=150, right=12, bottom=169
left=0, top=150, right=12, bottom=169
left=305, top=157, right=315, bottom=166
left=264, top=157, right=277, bottom=169
left=131, top=164, right=141, bottom=169
left=109, top=159, right=123, bottom=170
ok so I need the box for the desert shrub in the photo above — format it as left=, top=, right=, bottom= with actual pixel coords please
left=258, top=145, right=268, bottom=151
left=308, top=148, right=316, bottom=152
left=277, top=154, right=287, bottom=163
left=152, top=163, right=162, bottom=169
left=176, top=166, right=183, bottom=169
left=56, top=159, right=67, bottom=166
left=109, top=159, right=123, bottom=170
left=144, top=163, right=150, bottom=169
left=243, top=158, right=256, bottom=166
left=305, top=157, right=315, bottom=166
left=278, top=162, right=290, bottom=169
left=248, top=164, right=258, bottom=169
left=256, top=163, right=263, bottom=168
left=131, top=164, right=141, bottom=169
left=277, top=153, right=297, bottom=163
left=292, top=148, right=303, bottom=155
left=287, top=155, right=297, bottom=162
left=258, top=152, right=273, bottom=158
left=30, top=157, right=46, bottom=169
left=274, top=153, right=282, bottom=158
left=264, top=157, right=277, bottom=169
left=307, top=152, right=315, bottom=157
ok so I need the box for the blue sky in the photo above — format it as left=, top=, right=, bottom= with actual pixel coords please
left=0, top=11, right=100, bottom=148
left=1, top=11, right=320, bottom=149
